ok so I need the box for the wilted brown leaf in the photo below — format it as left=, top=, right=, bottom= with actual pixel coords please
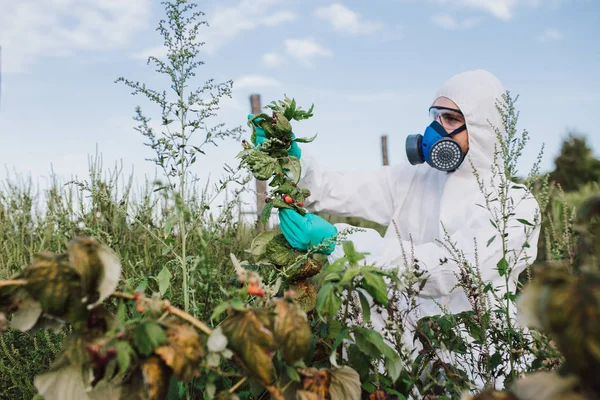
left=155, top=318, right=205, bottom=382
left=272, top=298, right=311, bottom=364
left=369, top=389, right=392, bottom=400
left=67, top=236, right=121, bottom=307
left=298, top=368, right=330, bottom=399
left=220, top=310, right=277, bottom=385
left=24, top=252, right=83, bottom=322
left=290, top=258, right=322, bottom=281
left=289, top=281, right=318, bottom=313
left=140, top=355, right=172, bottom=400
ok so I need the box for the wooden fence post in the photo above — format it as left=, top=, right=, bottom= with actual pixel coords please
left=250, top=94, right=267, bottom=229
left=381, top=134, right=389, bottom=166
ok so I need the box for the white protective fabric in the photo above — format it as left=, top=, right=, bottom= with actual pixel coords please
left=298, top=70, right=541, bottom=387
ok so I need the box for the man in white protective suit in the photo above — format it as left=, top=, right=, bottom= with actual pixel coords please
left=248, top=69, right=541, bottom=390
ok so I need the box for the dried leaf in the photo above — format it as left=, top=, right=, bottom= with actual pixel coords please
left=289, top=281, right=318, bottom=313
left=298, top=368, right=330, bottom=399
left=273, top=298, right=311, bottom=364
left=67, top=236, right=122, bottom=307
left=154, top=319, right=205, bottom=382
left=220, top=310, right=277, bottom=385
left=24, top=253, right=83, bottom=320
left=329, top=366, right=361, bottom=400
left=139, top=355, right=172, bottom=400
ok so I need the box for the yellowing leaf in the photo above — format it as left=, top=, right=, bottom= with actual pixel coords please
left=289, top=281, right=318, bottom=313
left=272, top=298, right=311, bottom=364
left=24, top=253, right=83, bottom=321
left=220, top=310, right=277, bottom=385
left=298, top=368, right=330, bottom=399
left=154, top=319, right=205, bottom=382
left=140, top=355, right=172, bottom=400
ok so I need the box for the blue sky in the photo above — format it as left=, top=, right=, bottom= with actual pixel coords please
left=0, top=0, right=599, bottom=214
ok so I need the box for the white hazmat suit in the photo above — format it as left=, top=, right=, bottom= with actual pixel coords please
left=297, top=70, right=541, bottom=388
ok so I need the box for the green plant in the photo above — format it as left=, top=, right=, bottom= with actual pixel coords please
left=116, top=0, right=243, bottom=313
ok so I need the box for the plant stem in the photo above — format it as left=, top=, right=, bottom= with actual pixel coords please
left=228, top=376, right=247, bottom=393
left=111, top=292, right=212, bottom=335
left=0, top=279, right=28, bottom=288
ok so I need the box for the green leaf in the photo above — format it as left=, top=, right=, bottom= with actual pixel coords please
left=497, top=258, right=509, bottom=277
left=261, top=201, right=274, bottom=226
left=282, top=156, right=301, bottom=184
left=487, top=235, right=496, bottom=247
left=353, top=327, right=382, bottom=358
left=116, top=300, right=126, bottom=324
left=384, top=352, right=402, bottom=383
left=275, top=113, right=292, bottom=133
left=294, top=134, right=317, bottom=143
left=315, top=282, right=342, bottom=320
left=357, top=290, right=371, bottom=324
left=116, top=341, right=134, bottom=372
left=338, top=265, right=361, bottom=286
left=361, top=272, right=388, bottom=305
left=211, top=301, right=232, bottom=321
left=248, top=231, right=278, bottom=257
left=133, top=322, right=167, bottom=356
left=164, top=215, right=178, bottom=237
left=285, top=365, right=301, bottom=382
left=342, top=241, right=365, bottom=264
left=157, top=266, right=171, bottom=296
left=517, top=218, right=534, bottom=226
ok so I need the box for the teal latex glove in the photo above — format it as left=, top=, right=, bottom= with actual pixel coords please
left=247, top=113, right=302, bottom=159
left=279, top=209, right=338, bottom=255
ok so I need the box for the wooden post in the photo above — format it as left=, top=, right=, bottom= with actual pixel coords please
left=381, top=134, right=389, bottom=166
left=250, top=94, right=267, bottom=229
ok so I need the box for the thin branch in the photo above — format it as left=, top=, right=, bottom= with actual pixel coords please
left=228, top=376, right=248, bottom=394
left=111, top=291, right=212, bottom=335
left=0, top=279, right=28, bottom=288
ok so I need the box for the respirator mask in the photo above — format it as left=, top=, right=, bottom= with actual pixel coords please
left=405, top=106, right=467, bottom=172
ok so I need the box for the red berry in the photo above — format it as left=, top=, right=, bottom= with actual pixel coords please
left=284, top=195, right=293, bottom=204
left=133, top=292, right=143, bottom=301
left=297, top=202, right=304, bottom=208
left=116, top=332, right=126, bottom=340
left=265, top=198, right=270, bottom=203
left=248, top=283, right=265, bottom=297
left=136, top=303, right=146, bottom=313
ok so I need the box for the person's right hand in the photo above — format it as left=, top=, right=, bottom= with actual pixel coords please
left=247, top=114, right=302, bottom=159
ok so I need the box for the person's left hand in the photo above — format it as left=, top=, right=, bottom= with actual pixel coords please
left=279, top=209, right=337, bottom=254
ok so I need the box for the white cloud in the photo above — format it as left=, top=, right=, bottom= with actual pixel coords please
left=262, top=52, right=285, bottom=68
left=233, top=75, right=282, bottom=90
left=538, top=28, right=565, bottom=42
left=430, top=14, right=482, bottom=29
left=284, top=39, right=332, bottom=68
left=0, top=0, right=151, bottom=73
left=431, top=0, right=568, bottom=21
left=201, top=0, right=296, bottom=54
left=315, top=3, right=384, bottom=35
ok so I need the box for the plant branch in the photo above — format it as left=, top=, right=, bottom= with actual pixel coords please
left=111, top=291, right=212, bottom=335
left=0, top=279, right=28, bottom=288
